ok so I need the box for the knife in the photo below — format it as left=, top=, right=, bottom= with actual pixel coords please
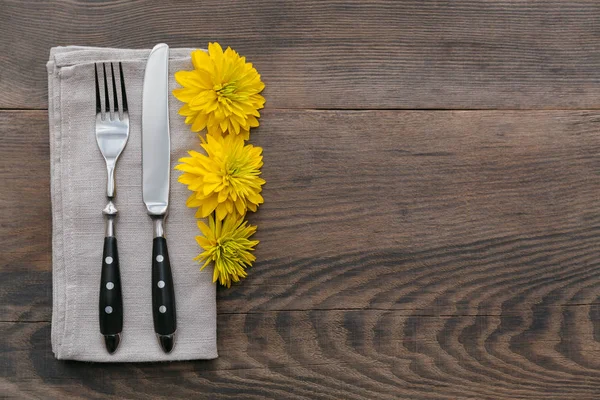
left=142, top=43, right=176, bottom=353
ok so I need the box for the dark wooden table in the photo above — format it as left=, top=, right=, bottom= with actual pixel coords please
left=2, top=1, right=600, bottom=399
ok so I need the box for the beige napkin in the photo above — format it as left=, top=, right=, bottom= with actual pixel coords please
left=47, top=46, right=217, bottom=362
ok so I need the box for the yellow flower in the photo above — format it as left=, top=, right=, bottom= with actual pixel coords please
left=175, top=133, right=265, bottom=220
left=173, top=43, right=265, bottom=139
left=195, top=214, right=259, bottom=287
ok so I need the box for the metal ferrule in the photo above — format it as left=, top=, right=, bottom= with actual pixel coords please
left=105, top=216, right=115, bottom=237
left=153, top=217, right=165, bottom=238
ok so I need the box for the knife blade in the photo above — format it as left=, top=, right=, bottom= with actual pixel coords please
left=142, top=43, right=176, bottom=353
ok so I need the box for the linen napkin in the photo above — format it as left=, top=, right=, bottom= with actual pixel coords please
left=47, top=46, right=217, bottom=362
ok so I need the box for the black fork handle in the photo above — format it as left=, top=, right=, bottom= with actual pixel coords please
left=99, top=235, right=123, bottom=353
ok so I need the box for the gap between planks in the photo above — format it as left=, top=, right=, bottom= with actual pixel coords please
left=3, top=107, right=600, bottom=112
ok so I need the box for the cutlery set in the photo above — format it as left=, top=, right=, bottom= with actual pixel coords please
left=95, top=44, right=176, bottom=354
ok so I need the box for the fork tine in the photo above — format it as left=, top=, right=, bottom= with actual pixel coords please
left=102, top=63, right=111, bottom=117
left=110, top=63, right=119, bottom=117
left=94, top=64, right=101, bottom=114
left=119, top=62, right=128, bottom=113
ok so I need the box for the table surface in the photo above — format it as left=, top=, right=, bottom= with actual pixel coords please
left=2, top=1, right=600, bottom=399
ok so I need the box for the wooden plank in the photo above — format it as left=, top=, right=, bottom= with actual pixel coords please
left=2, top=109, right=600, bottom=397
left=0, top=111, right=51, bottom=321
left=3, top=309, right=600, bottom=399
left=1, top=1, right=600, bottom=110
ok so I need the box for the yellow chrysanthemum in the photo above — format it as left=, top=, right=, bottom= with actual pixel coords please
left=175, top=133, right=265, bottom=220
left=195, top=214, right=258, bottom=287
left=173, top=43, right=265, bottom=139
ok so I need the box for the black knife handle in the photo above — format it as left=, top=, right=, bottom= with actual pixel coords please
left=152, top=237, right=177, bottom=337
left=99, top=236, right=123, bottom=336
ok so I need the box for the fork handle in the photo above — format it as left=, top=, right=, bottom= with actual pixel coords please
left=99, top=223, right=123, bottom=353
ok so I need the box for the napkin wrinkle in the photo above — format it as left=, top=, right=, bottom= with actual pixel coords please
left=48, top=46, right=217, bottom=362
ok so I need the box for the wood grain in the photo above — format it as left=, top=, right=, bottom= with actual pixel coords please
left=2, top=109, right=600, bottom=398
left=1, top=0, right=600, bottom=110
left=4, top=308, right=600, bottom=399
left=0, top=111, right=51, bottom=322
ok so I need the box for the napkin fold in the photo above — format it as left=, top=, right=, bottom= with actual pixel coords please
left=47, top=46, right=217, bottom=362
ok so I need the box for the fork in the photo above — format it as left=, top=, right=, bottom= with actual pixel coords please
left=95, top=62, right=129, bottom=354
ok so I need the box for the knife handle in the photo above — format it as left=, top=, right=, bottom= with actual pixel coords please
left=99, top=236, right=123, bottom=347
left=152, top=236, right=176, bottom=352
